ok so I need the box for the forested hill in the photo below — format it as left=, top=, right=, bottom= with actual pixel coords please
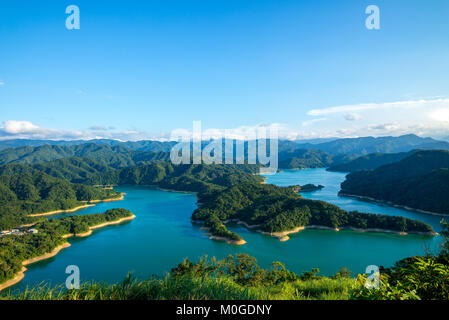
left=327, top=151, right=415, bottom=172
left=278, top=149, right=355, bottom=169
left=192, top=183, right=434, bottom=242
left=0, top=143, right=170, bottom=167
left=0, top=170, right=120, bottom=229
left=0, top=139, right=176, bottom=152
left=2, top=134, right=449, bottom=171
left=0, top=162, right=262, bottom=230
left=340, top=150, right=449, bottom=214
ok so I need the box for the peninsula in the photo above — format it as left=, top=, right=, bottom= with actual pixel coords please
left=0, top=208, right=135, bottom=291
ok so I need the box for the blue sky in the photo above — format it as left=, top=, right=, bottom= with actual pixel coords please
left=1, top=0, right=449, bottom=140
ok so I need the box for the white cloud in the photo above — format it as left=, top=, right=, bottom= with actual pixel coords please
left=170, top=123, right=300, bottom=141
left=307, top=98, right=449, bottom=116
left=344, top=113, right=363, bottom=121
left=300, top=97, right=449, bottom=139
left=0, top=80, right=4, bottom=86
left=88, top=125, right=117, bottom=131
left=0, top=121, right=302, bottom=142
left=3, top=120, right=40, bottom=134
left=369, top=123, right=401, bottom=131
left=429, top=108, right=449, bottom=123
left=301, top=118, right=327, bottom=127
left=0, top=121, right=87, bottom=141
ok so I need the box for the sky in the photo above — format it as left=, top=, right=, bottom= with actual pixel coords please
left=1, top=0, right=449, bottom=141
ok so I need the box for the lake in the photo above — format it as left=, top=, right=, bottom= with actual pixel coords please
left=10, top=169, right=446, bottom=291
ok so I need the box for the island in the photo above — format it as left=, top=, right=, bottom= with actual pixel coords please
left=298, top=184, right=324, bottom=192
left=192, top=182, right=436, bottom=244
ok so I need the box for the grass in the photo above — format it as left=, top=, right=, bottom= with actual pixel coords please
left=1, top=274, right=354, bottom=300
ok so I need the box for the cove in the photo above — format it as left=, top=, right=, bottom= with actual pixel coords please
left=9, top=169, right=445, bottom=292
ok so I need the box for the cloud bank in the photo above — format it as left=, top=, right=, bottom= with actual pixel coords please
left=1, top=97, right=449, bottom=142
left=301, top=97, right=449, bottom=139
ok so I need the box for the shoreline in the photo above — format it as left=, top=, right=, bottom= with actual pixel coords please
left=339, top=192, right=449, bottom=217
left=225, top=219, right=438, bottom=242
left=0, top=215, right=136, bottom=292
left=0, top=243, right=71, bottom=292
left=28, top=193, right=126, bottom=217
left=199, top=225, right=247, bottom=245
left=87, top=193, right=125, bottom=203
left=63, top=215, right=136, bottom=239
left=207, top=234, right=247, bottom=246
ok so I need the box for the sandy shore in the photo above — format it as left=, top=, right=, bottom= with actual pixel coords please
left=257, top=226, right=307, bottom=241
left=63, top=215, right=136, bottom=239
left=22, top=243, right=72, bottom=266
left=88, top=193, right=126, bottom=203
left=339, top=192, right=449, bottom=217
left=200, top=224, right=247, bottom=245
left=28, top=193, right=126, bottom=217
left=230, top=219, right=438, bottom=242
left=0, top=215, right=136, bottom=292
left=29, top=204, right=96, bottom=217
left=0, top=243, right=71, bottom=292
left=90, top=215, right=136, bottom=230
left=207, top=235, right=247, bottom=246
left=0, top=267, right=27, bottom=292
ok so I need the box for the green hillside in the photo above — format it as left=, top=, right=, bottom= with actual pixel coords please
left=0, top=170, right=120, bottom=229
left=193, top=182, right=434, bottom=241
left=328, top=151, right=415, bottom=172
left=340, top=150, right=449, bottom=214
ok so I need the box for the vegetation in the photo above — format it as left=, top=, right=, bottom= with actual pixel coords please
left=1, top=254, right=353, bottom=300
left=327, top=151, right=414, bottom=172
left=33, top=208, right=134, bottom=236
left=0, top=170, right=120, bottom=230
left=0, top=208, right=133, bottom=284
left=298, top=184, right=324, bottom=192
left=193, top=183, right=434, bottom=240
left=3, top=220, right=449, bottom=300
left=1, top=140, right=448, bottom=300
left=341, top=150, right=449, bottom=214
left=351, top=220, right=449, bottom=300
left=278, top=149, right=339, bottom=169
left=0, top=143, right=171, bottom=167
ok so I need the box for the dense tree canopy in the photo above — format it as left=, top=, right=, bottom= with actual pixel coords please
left=341, top=150, right=449, bottom=214
left=193, top=183, right=433, bottom=239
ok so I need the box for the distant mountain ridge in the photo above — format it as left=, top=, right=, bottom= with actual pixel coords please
left=295, top=134, right=449, bottom=155
left=1, top=134, right=448, bottom=154
left=0, top=143, right=170, bottom=167
left=1, top=135, right=449, bottom=171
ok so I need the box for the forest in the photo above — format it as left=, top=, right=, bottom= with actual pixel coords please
left=193, top=182, right=434, bottom=240
left=0, top=170, right=121, bottom=230
left=0, top=208, right=133, bottom=284
left=340, top=150, right=449, bottom=214
left=2, top=220, right=448, bottom=300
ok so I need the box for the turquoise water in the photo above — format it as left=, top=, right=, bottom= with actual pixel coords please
left=9, top=169, right=446, bottom=291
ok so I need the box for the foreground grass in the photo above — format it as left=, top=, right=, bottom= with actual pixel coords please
left=1, top=274, right=353, bottom=300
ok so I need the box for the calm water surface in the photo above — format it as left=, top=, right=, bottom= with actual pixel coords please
left=10, top=169, right=446, bottom=291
